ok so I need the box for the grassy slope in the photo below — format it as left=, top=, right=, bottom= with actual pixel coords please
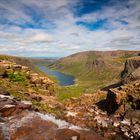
left=46, top=51, right=139, bottom=99
left=1, top=51, right=138, bottom=101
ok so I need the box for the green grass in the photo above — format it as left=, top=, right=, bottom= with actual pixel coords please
left=0, top=55, right=13, bottom=61
left=32, top=100, right=64, bottom=117
left=51, top=64, right=120, bottom=92
left=10, top=90, right=28, bottom=100
left=8, top=72, right=26, bottom=82
left=56, top=85, right=84, bottom=101
left=33, top=51, right=139, bottom=101
left=38, top=60, right=121, bottom=99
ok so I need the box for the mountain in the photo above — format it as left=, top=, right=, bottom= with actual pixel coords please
left=46, top=50, right=139, bottom=91
left=0, top=54, right=140, bottom=139
left=0, top=59, right=105, bottom=140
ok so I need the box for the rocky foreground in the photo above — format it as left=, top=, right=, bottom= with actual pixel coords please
left=0, top=60, right=106, bottom=140
left=0, top=56, right=140, bottom=140
left=0, top=88, right=106, bottom=140
left=64, top=82, right=140, bottom=140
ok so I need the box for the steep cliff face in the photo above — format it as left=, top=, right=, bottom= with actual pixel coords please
left=121, top=56, right=140, bottom=83
left=86, top=59, right=106, bottom=70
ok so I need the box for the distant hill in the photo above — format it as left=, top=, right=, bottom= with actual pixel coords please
left=46, top=50, right=139, bottom=91
left=0, top=54, right=39, bottom=72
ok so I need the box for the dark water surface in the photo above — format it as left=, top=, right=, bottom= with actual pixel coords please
left=38, top=66, right=75, bottom=86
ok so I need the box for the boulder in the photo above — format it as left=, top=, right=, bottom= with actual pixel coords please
left=9, top=113, right=58, bottom=140
left=18, top=101, right=32, bottom=110
left=30, top=76, right=41, bottom=84
left=0, top=104, right=16, bottom=117
left=105, top=88, right=126, bottom=114
left=104, top=131, right=116, bottom=139
left=21, top=66, right=29, bottom=71
left=54, top=128, right=80, bottom=140
left=0, top=63, right=11, bottom=69
left=12, top=64, right=22, bottom=69
left=121, top=56, right=140, bottom=83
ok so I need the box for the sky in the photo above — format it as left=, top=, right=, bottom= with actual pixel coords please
left=0, top=0, right=140, bottom=57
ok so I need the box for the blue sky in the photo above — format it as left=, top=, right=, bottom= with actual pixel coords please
left=0, top=0, right=140, bottom=57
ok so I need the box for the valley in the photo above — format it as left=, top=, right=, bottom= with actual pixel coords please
left=38, top=50, right=139, bottom=100
left=0, top=51, right=140, bottom=140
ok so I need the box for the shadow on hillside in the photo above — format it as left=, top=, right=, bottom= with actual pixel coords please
left=96, top=98, right=119, bottom=115
left=97, top=83, right=121, bottom=115
left=96, top=99, right=107, bottom=112
left=101, top=81, right=122, bottom=91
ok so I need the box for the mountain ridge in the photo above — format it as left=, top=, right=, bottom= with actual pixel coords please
left=45, top=50, right=139, bottom=92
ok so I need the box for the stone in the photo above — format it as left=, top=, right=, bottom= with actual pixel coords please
left=19, top=101, right=32, bottom=110
left=121, top=119, right=131, bottom=126
left=121, top=57, right=140, bottom=83
left=0, top=117, right=6, bottom=122
left=125, top=110, right=140, bottom=121
left=131, top=118, right=138, bottom=124
left=113, top=121, right=120, bottom=127
left=21, top=66, right=29, bottom=70
left=55, top=128, right=106, bottom=140
left=0, top=104, right=16, bottom=117
left=94, top=116, right=108, bottom=128
left=66, top=111, right=77, bottom=117
left=21, top=101, right=32, bottom=105
left=104, top=131, right=116, bottom=138
left=124, top=131, right=130, bottom=138
left=0, top=95, right=13, bottom=100
left=30, top=73, right=39, bottom=77
left=12, top=64, right=22, bottom=70
left=30, top=77, right=41, bottom=84
left=10, top=112, right=58, bottom=140
left=0, top=125, right=5, bottom=140
left=131, top=126, right=140, bottom=134
left=55, top=128, right=80, bottom=140
left=18, top=101, right=32, bottom=110
left=134, top=123, right=140, bottom=128
left=120, top=125, right=130, bottom=132
left=0, top=63, right=11, bottom=69
left=71, top=136, right=78, bottom=140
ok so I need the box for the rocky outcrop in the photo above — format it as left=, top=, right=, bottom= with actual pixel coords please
left=0, top=88, right=32, bottom=117
left=105, top=82, right=140, bottom=113
left=0, top=60, right=55, bottom=95
left=121, top=56, right=140, bottom=83
left=86, top=59, right=105, bottom=70
left=63, top=81, right=140, bottom=139
left=1, top=56, right=140, bottom=139
left=0, top=88, right=106, bottom=140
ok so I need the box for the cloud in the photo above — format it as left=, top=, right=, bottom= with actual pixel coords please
left=0, top=0, right=140, bottom=57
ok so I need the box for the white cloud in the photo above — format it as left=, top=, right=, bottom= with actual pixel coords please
left=0, top=0, right=140, bottom=57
